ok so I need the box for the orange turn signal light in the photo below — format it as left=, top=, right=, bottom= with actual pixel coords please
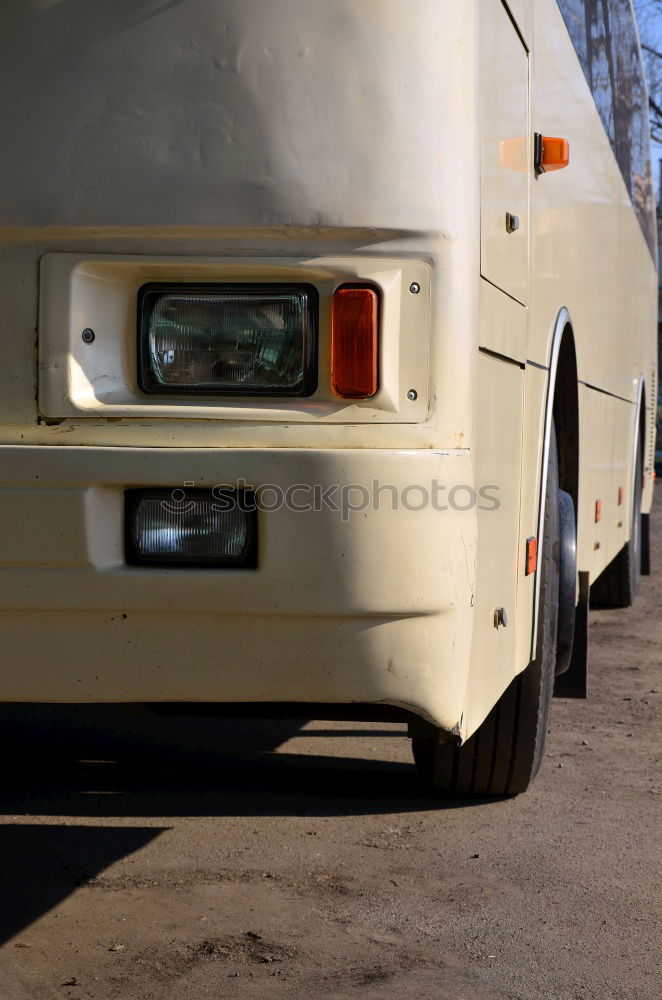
left=538, top=135, right=570, bottom=172
left=525, top=537, right=538, bottom=576
left=595, top=500, right=601, bottom=523
left=331, top=285, right=379, bottom=399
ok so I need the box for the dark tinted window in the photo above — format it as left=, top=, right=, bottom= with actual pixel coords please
left=557, top=0, right=655, bottom=259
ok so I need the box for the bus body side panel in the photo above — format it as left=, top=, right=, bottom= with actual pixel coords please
left=528, top=0, right=657, bottom=586
left=465, top=346, right=526, bottom=738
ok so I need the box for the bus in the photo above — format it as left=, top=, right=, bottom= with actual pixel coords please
left=0, top=0, right=656, bottom=796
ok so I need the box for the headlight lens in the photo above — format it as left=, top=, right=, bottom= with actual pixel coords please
left=138, top=284, right=317, bottom=396
left=125, top=489, right=257, bottom=567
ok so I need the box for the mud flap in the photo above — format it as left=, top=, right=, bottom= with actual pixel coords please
left=554, top=571, right=588, bottom=698
left=641, top=513, right=650, bottom=576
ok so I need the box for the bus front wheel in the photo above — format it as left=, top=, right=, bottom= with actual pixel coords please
left=411, top=425, right=561, bottom=797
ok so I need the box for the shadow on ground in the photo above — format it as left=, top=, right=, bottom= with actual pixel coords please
left=0, top=823, right=167, bottom=947
left=0, top=704, right=495, bottom=820
left=0, top=705, right=500, bottom=947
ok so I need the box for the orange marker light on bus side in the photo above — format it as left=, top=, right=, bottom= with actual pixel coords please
left=540, top=136, right=570, bottom=172
left=595, top=500, right=601, bottom=523
left=331, top=285, right=379, bottom=399
left=525, top=537, right=538, bottom=576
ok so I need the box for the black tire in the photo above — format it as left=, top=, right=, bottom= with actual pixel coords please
left=590, top=434, right=642, bottom=608
left=412, top=424, right=561, bottom=797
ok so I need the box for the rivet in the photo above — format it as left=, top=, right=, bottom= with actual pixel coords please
left=407, top=389, right=418, bottom=401
left=409, top=282, right=420, bottom=295
left=82, top=328, right=95, bottom=344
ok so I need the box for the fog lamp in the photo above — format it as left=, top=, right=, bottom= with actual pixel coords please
left=138, top=284, right=317, bottom=395
left=125, top=489, right=257, bottom=567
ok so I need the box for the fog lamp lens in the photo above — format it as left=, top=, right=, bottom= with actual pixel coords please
left=139, top=284, right=317, bottom=395
left=126, top=489, right=257, bottom=567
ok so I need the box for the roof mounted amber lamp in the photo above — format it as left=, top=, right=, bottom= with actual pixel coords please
left=534, top=133, right=570, bottom=174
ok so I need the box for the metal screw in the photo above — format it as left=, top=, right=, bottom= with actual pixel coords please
left=82, top=328, right=95, bottom=344
left=407, top=389, right=418, bottom=401
left=409, top=282, right=420, bottom=295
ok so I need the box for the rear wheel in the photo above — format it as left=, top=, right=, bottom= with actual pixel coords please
left=412, top=425, right=561, bottom=797
left=590, top=433, right=642, bottom=608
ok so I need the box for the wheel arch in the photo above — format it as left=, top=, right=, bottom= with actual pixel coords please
left=552, top=328, right=579, bottom=514
left=534, top=310, right=587, bottom=697
left=532, top=308, right=578, bottom=655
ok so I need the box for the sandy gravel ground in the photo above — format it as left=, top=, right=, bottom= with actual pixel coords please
left=0, top=495, right=660, bottom=1000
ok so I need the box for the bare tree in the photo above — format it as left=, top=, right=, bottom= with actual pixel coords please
left=634, top=0, right=662, bottom=143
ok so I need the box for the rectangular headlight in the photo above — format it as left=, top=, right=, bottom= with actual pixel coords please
left=125, top=489, right=257, bottom=567
left=138, top=283, right=318, bottom=396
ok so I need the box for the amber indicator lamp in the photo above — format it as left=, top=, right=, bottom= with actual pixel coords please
left=534, top=133, right=570, bottom=174
left=331, top=285, right=379, bottom=399
left=525, top=537, right=538, bottom=576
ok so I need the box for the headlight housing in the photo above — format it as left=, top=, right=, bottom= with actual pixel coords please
left=138, top=283, right=318, bottom=396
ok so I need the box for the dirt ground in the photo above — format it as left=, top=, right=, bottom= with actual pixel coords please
left=1, top=497, right=660, bottom=1000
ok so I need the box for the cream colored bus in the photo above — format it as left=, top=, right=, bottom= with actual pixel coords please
left=0, top=0, right=656, bottom=795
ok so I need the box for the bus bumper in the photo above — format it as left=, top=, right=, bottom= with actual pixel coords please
left=0, top=446, right=476, bottom=731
